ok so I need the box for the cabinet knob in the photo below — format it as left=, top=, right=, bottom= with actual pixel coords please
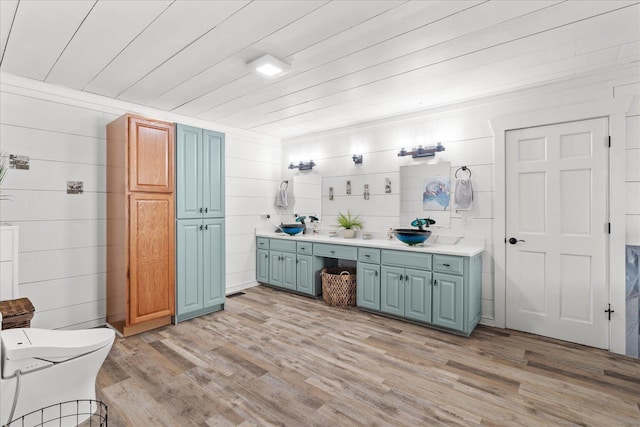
left=199, top=225, right=203, bottom=230
left=199, top=207, right=203, bottom=213
left=375, top=271, right=378, bottom=276
left=204, top=207, right=208, bottom=213
left=205, top=225, right=209, bottom=230
left=365, top=254, right=370, bottom=257
left=404, top=275, right=409, bottom=281
left=443, top=263, right=450, bottom=267
left=433, top=279, right=437, bottom=286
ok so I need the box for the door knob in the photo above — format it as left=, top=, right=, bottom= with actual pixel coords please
left=508, top=237, right=525, bottom=244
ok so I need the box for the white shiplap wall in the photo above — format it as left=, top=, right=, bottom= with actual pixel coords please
left=0, top=74, right=280, bottom=329
left=624, top=88, right=640, bottom=245
left=282, top=73, right=640, bottom=327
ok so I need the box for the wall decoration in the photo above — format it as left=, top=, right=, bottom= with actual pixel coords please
left=422, top=177, right=450, bottom=211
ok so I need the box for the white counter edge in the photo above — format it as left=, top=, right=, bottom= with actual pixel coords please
left=255, top=231, right=484, bottom=257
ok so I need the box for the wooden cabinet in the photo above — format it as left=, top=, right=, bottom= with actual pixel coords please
left=175, top=218, right=225, bottom=322
left=128, top=116, right=174, bottom=193
left=107, top=114, right=175, bottom=337
left=176, top=124, right=224, bottom=219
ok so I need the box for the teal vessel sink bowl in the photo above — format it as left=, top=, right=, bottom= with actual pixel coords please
left=280, top=224, right=304, bottom=236
left=393, top=228, right=432, bottom=245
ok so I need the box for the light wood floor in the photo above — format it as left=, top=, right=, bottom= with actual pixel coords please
left=97, top=285, right=640, bottom=426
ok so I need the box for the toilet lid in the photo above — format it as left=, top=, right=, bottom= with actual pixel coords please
left=2, top=327, right=115, bottom=362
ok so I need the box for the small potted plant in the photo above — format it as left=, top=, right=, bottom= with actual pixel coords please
left=337, top=210, right=363, bottom=238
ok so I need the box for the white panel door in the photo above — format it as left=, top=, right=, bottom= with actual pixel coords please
left=506, top=118, right=609, bottom=349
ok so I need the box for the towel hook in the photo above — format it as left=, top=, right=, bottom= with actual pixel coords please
left=280, top=180, right=289, bottom=190
left=455, top=166, right=471, bottom=179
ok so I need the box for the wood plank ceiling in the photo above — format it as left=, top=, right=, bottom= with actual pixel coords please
left=1, top=0, right=638, bottom=138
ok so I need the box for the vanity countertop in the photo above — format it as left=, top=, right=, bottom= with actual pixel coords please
left=255, top=231, right=484, bottom=257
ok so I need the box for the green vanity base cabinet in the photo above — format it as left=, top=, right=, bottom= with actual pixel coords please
left=256, top=237, right=324, bottom=297
left=254, top=237, right=483, bottom=336
left=176, top=218, right=225, bottom=323
left=369, top=249, right=482, bottom=336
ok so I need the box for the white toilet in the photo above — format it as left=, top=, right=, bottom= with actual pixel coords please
left=0, top=312, right=115, bottom=426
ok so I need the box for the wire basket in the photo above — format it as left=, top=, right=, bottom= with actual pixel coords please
left=321, top=266, right=357, bottom=307
left=6, top=400, right=107, bottom=427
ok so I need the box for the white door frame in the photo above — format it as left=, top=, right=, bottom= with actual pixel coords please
left=490, top=96, right=632, bottom=355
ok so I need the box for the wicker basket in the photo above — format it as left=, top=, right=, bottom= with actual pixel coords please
left=0, top=297, right=35, bottom=329
left=321, top=266, right=357, bottom=307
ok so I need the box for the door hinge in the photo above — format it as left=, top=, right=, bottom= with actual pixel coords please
left=605, top=303, right=614, bottom=321
left=608, top=222, right=611, bottom=234
left=608, top=136, right=611, bottom=147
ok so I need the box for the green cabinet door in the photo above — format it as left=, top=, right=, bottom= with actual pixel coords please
left=404, top=268, right=432, bottom=323
left=380, top=265, right=404, bottom=317
left=433, top=272, right=464, bottom=331
left=357, top=262, right=380, bottom=310
left=296, top=254, right=313, bottom=294
left=176, top=220, right=204, bottom=316
left=256, top=249, right=269, bottom=283
left=269, top=250, right=284, bottom=287
left=202, top=130, right=224, bottom=218
left=282, top=251, right=297, bottom=290
left=176, top=125, right=225, bottom=219
left=203, top=218, right=225, bottom=307
left=176, top=124, right=203, bottom=219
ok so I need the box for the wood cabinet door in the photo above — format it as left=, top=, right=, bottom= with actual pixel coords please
left=129, top=194, right=175, bottom=324
left=129, top=117, right=174, bottom=193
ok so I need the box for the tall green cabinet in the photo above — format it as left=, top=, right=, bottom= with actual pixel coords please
left=175, top=124, right=225, bottom=323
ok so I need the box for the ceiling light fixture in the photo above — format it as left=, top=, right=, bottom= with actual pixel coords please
left=248, top=54, right=291, bottom=77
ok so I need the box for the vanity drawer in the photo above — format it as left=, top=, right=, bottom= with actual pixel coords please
left=297, top=242, right=313, bottom=255
left=314, top=243, right=357, bottom=260
left=269, top=238, right=296, bottom=253
left=256, top=237, right=270, bottom=250
left=358, top=248, right=380, bottom=264
left=381, top=250, right=432, bottom=270
left=433, top=255, right=464, bottom=275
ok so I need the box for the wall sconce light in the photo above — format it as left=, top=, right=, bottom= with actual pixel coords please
left=397, top=142, right=445, bottom=158
left=352, top=154, right=363, bottom=164
left=288, top=160, right=316, bottom=170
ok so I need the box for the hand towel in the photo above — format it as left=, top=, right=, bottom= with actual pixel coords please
left=454, top=179, right=473, bottom=211
left=276, top=189, right=288, bottom=207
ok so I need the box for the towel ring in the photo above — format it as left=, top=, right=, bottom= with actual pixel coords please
left=280, top=180, right=289, bottom=190
left=455, top=166, right=471, bottom=179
